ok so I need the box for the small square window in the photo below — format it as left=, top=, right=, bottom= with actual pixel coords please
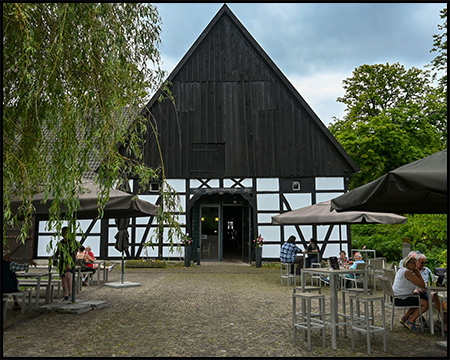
left=150, top=182, right=160, bottom=192
left=292, top=181, right=301, bottom=191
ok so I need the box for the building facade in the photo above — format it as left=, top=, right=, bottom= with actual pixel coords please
left=35, top=5, right=359, bottom=262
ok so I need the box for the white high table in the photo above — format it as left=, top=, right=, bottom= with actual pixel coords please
left=301, top=267, right=368, bottom=350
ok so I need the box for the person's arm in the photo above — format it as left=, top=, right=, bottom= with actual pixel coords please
left=404, top=263, right=426, bottom=288
left=85, top=253, right=95, bottom=263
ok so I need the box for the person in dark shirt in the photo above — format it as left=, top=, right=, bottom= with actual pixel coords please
left=303, top=238, right=320, bottom=268
left=2, top=250, right=37, bottom=309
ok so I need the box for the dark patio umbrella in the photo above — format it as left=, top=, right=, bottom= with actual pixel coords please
left=330, top=149, right=447, bottom=214
left=271, top=201, right=407, bottom=225
left=9, top=179, right=159, bottom=301
left=114, top=179, right=132, bottom=284
left=10, top=179, right=159, bottom=220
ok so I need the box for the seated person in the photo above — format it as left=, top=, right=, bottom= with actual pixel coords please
left=338, top=250, right=350, bottom=268
left=84, top=246, right=114, bottom=272
left=280, top=235, right=303, bottom=274
left=398, top=251, right=417, bottom=269
left=342, top=252, right=365, bottom=287
left=2, top=250, right=37, bottom=310
left=414, top=253, right=432, bottom=327
left=75, top=246, right=96, bottom=285
left=321, top=250, right=350, bottom=284
left=302, top=237, right=320, bottom=268
left=392, top=255, right=428, bottom=331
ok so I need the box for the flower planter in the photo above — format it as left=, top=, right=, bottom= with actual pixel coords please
left=255, top=247, right=262, bottom=268
left=184, top=246, right=191, bottom=267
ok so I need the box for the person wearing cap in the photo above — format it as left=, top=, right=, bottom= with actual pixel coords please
left=392, top=255, right=429, bottom=331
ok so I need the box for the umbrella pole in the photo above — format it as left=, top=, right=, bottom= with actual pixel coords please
left=122, top=251, right=124, bottom=284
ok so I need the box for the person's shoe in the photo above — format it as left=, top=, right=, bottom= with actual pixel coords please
left=405, top=320, right=420, bottom=331
left=13, top=303, right=21, bottom=311
left=82, top=282, right=88, bottom=286
left=400, top=316, right=408, bottom=327
left=108, top=264, right=115, bottom=272
left=321, top=278, right=330, bottom=285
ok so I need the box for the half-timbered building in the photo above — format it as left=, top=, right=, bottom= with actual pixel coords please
left=34, top=4, right=359, bottom=263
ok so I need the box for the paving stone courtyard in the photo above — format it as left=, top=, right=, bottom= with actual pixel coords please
left=2, top=262, right=447, bottom=358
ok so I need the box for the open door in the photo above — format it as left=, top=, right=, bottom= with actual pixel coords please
left=200, top=205, right=220, bottom=260
left=242, top=204, right=252, bottom=263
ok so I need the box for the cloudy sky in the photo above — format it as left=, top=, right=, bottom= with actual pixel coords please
left=154, top=3, right=445, bottom=127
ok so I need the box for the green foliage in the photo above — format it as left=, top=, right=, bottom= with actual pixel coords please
left=329, top=62, right=447, bottom=190
left=350, top=214, right=447, bottom=271
left=429, top=7, right=447, bottom=91
left=2, top=4, right=181, bottom=248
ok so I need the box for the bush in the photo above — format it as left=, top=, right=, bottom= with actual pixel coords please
left=350, top=214, right=447, bottom=272
left=125, top=259, right=166, bottom=268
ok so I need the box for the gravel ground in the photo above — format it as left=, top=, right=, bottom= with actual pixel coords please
left=2, top=262, right=447, bottom=358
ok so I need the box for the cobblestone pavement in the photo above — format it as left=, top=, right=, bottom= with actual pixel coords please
left=2, top=262, right=447, bottom=357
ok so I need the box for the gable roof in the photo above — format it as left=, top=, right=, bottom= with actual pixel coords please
left=140, top=4, right=359, bottom=178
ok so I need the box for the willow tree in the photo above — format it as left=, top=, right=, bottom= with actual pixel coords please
left=3, top=3, right=183, bottom=250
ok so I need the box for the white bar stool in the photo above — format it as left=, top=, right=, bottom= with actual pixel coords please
left=293, top=291, right=327, bottom=351
left=349, top=294, right=387, bottom=355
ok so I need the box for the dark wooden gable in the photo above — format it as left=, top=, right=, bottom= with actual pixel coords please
left=140, top=4, right=359, bottom=179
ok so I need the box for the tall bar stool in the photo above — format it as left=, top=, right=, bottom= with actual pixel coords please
left=310, top=263, right=322, bottom=286
left=341, top=268, right=373, bottom=337
left=349, top=294, right=387, bottom=355
left=293, top=291, right=327, bottom=351
left=281, top=263, right=298, bottom=286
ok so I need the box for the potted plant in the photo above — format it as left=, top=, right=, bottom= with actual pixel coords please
left=253, top=235, right=265, bottom=268
left=181, top=235, right=193, bottom=267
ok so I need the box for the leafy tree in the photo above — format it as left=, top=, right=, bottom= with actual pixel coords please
left=329, top=62, right=447, bottom=189
left=3, top=3, right=187, bottom=255
left=429, top=7, right=447, bottom=91
left=351, top=214, right=447, bottom=271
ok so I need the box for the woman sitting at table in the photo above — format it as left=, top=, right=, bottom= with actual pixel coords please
left=338, top=250, right=351, bottom=268
left=303, top=238, right=320, bottom=268
left=84, top=246, right=114, bottom=272
left=392, top=255, right=428, bottom=331
left=75, top=246, right=96, bottom=286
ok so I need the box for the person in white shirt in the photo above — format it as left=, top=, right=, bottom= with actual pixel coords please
left=392, top=255, right=428, bottom=331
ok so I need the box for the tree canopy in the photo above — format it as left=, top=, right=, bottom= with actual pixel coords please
left=2, top=3, right=170, bottom=246
left=430, top=7, right=447, bottom=91
left=329, top=62, right=447, bottom=190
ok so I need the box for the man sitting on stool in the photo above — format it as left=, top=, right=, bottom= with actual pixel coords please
left=280, top=235, right=304, bottom=274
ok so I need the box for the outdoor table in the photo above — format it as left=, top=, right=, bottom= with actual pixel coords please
left=16, top=271, right=52, bottom=309
left=301, top=267, right=368, bottom=350
left=427, top=285, right=448, bottom=335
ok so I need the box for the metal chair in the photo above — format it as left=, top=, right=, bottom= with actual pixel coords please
left=293, top=291, right=327, bottom=351
left=383, top=268, right=396, bottom=285
left=349, top=293, right=387, bottom=355
left=368, top=257, right=386, bottom=291
left=377, top=275, right=423, bottom=332
left=281, top=263, right=298, bottom=286
left=201, top=242, right=211, bottom=258
left=341, top=263, right=372, bottom=336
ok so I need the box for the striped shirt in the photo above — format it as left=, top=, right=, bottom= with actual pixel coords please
left=280, top=243, right=302, bottom=263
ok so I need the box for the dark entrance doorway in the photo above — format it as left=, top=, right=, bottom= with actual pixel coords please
left=222, top=205, right=242, bottom=260
left=192, top=192, right=253, bottom=262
